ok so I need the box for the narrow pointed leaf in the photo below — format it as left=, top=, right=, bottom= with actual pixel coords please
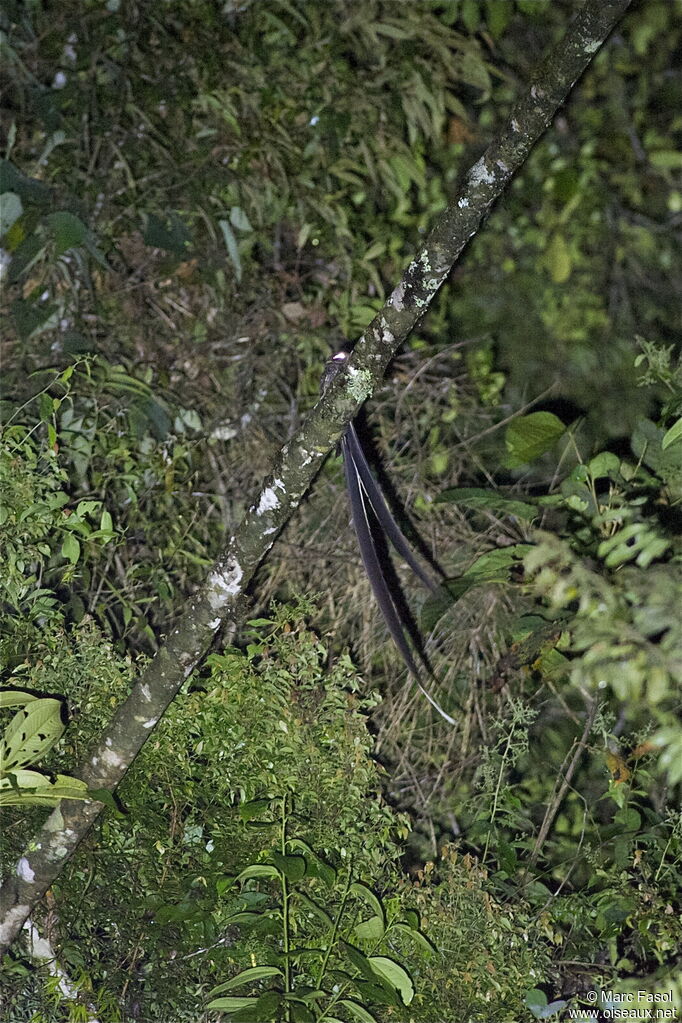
left=206, top=996, right=258, bottom=1011
left=350, top=882, right=384, bottom=922
left=208, top=965, right=282, bottom=996
left=339, top=1000, right=379, bottom=1023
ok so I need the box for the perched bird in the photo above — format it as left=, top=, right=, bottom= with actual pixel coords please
left=323, top=350, right=456, bottom=725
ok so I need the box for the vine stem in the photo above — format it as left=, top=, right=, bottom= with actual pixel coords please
left=315, top=863, right=353, bottom=993
left=281, top=795, right=291, bottom=1023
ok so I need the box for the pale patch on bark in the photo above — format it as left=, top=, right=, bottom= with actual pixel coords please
left=256, top=488, right=279, bottom=515
left=17, top=858, right=35, bottom=883
left=469, top=157, right=495, bottom=186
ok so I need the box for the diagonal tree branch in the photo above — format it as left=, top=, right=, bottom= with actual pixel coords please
left=0, top=0, right=631, bottom=954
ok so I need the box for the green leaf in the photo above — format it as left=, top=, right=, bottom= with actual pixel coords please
left=207, top=966, right=282, bottom=996
left=338, top=1000, right=379, bottom=1023
left=230, top=206, right=253, bottom=232
left=421, top=545, right=532, bottom=629
left=61, top=532, right=81, bottom=565
left=391, top=922, right=435, bottom=956
left=46, top=211, right=88, bottom=256
left=286, top=999, right=314, bottom=1023
left=504, top=412, right=566, bottom=467
left=239, top=798, right=273, bottom=822
left=225, top=911, right=268, bottom=926
left=86, top=788, right=120, bottom=813
left=339, top=941, right=376, bottom=982
left=143, top=211, right=191, bottom=256
left=437, top=487, right=537, bottom=520
left=288, top=839, right=337, bottom=886
left=350, top=883, right=384, bottom=922
left=0, top=771, right=89, bottom=806
left=367, top=957, right=414, bottom=1005
left=354, top=915, right=385, bottom=942
left=0, top=192, right=23, bottom=237
left=219, top=218, right=242, bottom=282
left=205, top=996, right=258, bottom=1011
left=0, top=698, right=64, bottom=773
left=235, top=864, right=281, bottom=882
left=649, top=150, right=682, bottom=170
left=544, top=233, right=571, bottom=283
left=525, top=988, right=548, bottom=1016
left=270, top=852, right=306, bottom=882
left=662, top=417, right=682, bottom=451
left=295, top=891, right=333, bottom=929
left=12, top=297, right=57, bottom=340
left=0, top=691, right=38, bottom=710
left=587, top=452, right=621, bottom=479
left=400, top=909, right=419, bottom=930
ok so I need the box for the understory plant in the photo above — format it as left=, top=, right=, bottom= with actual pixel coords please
left=206, top=794, right=430, bottom=1023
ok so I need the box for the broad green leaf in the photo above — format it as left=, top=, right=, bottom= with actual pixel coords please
left=61, top=532, right=81, bottom=565
left=239, top=798, right=272, bottom=822
left=354, top=915, right=385, bottom=941
left=289, top=839, right=337, bottom=886
left=286, top=998, right=314, bottom=1023
left=0, top=770, right=89, bottom=806
left=525, top=988, right=548, bottom=1013
left=207, top=966, right=282, bottom=996
left=270, top=852, right=306, bottom=882
left=86, top=788, right=120, bottom=812
left=12, top=297, right=57, bottom=340
left=0, top=698, right=64, bottom=773
left=587, top=452, right=621, bottom=479
left=0, top=691, right=37, bottom=710
left=505, top=412, right=566, bottom=467
left=0, top=158, right=52, bottom=206
left=649, top=150, right=682, bottom=170
left=225, top=911, right=268, bottom=926
left=338, top=1000, right=379, bottom=1023
left=216, top=875, right=236, bottom=895
left=437, top=486, right=537, bottom=520
left=662, top=417, right=682, bottom=450
left=46, top=211, right=88, bottom=256
left=143, top=212, right=191, bottom=256
left=367, top=957, right=414, bottom=1005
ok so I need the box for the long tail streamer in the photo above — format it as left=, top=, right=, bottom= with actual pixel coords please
left=341, top=423, right=456, bottom=726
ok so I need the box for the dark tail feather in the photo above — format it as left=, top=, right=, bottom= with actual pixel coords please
left=342, top=430, right=456, bottom=726
left=345, top=423, right=441, bottom=594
